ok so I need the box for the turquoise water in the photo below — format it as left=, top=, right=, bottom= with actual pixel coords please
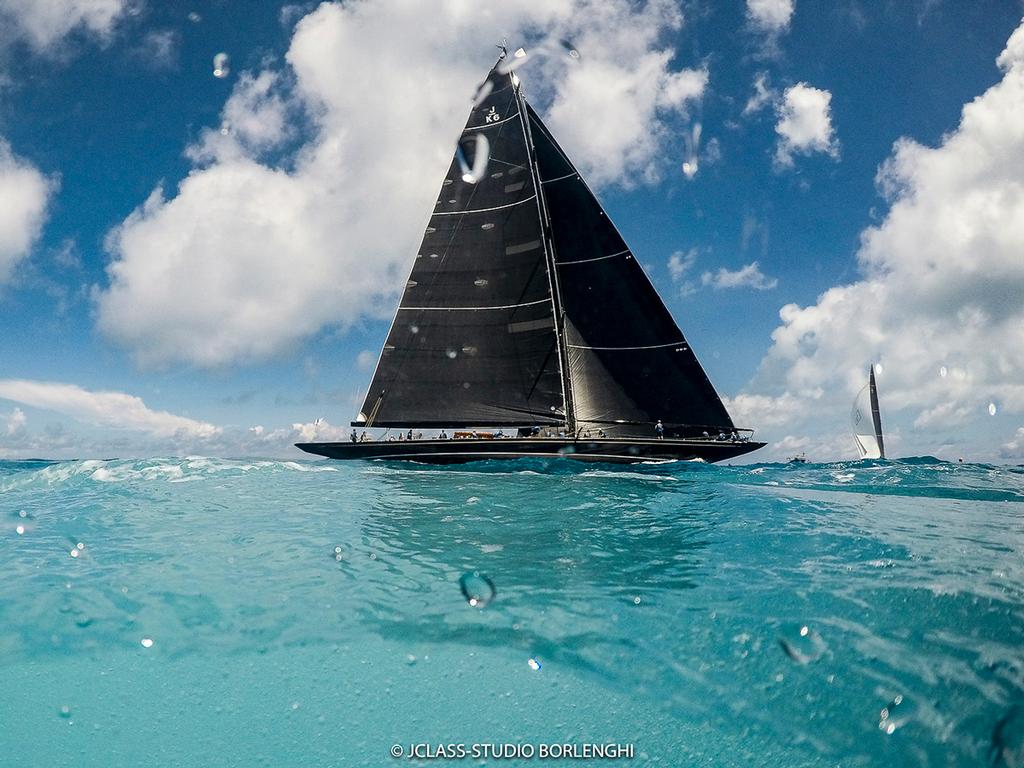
left=1, top=456, right=1022, bottom=767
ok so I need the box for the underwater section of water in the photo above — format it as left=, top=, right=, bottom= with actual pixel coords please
left=1, top=457, right=1023, bottom=766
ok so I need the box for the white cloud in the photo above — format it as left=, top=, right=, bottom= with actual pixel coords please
left=0, top=0, right=129, bottom=51
left=0, top=140, right=53, bottom=286
left=667, top=248, right=697, bottom=282
left=701, top=261, right=778, bottom=290
left=4, top=406, right=26, bottom=436
left=746, top=0, right=794, bottom=34
left=356, top=350, right=376, bottom=372
left=743, top=71, right=776, bottom=116
left=0, top=379, right=220, bottom=438
left=95, top=0, right=707, bottom=368
left=736, top=19, right=1024, bottom=461
left=774, top=83, right=839, bottom=168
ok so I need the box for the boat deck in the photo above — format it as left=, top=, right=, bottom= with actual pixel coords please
left=295, top=436, right=765, bottom=464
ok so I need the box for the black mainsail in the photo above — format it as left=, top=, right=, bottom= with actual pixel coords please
left=352, top=53, right=744, bottom=444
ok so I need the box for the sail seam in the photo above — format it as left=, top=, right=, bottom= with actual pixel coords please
left=567, top=340, right=686, bottom=351
left=431, top=196, right=536, bottom=216
left=558, top=249, right=630, bottom=266
left=398, top=298, right=549, bottom=311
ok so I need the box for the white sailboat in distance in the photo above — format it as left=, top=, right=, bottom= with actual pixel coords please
left=852, top=364, right=885, bottom=459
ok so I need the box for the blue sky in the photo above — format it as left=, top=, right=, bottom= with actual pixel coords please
left=1, top=0, right=1023, bottom=461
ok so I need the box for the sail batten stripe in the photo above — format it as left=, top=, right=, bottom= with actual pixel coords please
left=399, top=298, right=550, bottom=312
left=559, top=249, right=630, bottom=266
left=567, top=340, right=686, bottom=351
left=431, top=195, right=536, bottom=216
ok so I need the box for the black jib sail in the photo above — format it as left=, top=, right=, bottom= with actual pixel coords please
left=356, top=54, right=737, bottom=438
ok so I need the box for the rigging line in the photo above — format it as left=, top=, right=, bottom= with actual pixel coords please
left=431, top=195, right=536, bottom=216
left=566, top=340, right=686, bottom=351
left=558, top=249, right=630, bottom=266
left=399, top=298, right=549, bottom=311
left=540, top=172, right=578, bottom=185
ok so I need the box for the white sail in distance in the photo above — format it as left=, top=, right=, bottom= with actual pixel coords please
left=851, top=365, right=885, bottom=459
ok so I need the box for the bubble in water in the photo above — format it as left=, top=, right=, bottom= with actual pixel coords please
left=939, top=365, right=947, bottom=378
left=878, top=693, right=912, bottom=735
left=69, top=549, right=79, bottom=559
left=59, top=705, right=71, bottom=719
left=633, top=596, right=642, bottom=605
left=778, top=624, right=827, bottom=664
left=16, top=525, right=25, bottom=535
left=332, top=546, right=344, bottom=562
left=528, top=657, right=542, bottom=671
left=140, top=637, right=153, bottom=648
left=213, top=52, right=230, bottom=79
left=18, top=510, right=28, bottom=518
left=459, top=571, right=496, bottom=608
left=76, top=542, right=85, bottom=551
left=989, top=402, right=998, bottom=416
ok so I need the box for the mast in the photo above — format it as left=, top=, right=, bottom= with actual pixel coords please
left=514, top=80, right=575, bottom=433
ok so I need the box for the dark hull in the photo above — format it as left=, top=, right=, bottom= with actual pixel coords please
left=295, top=437, right=765, bottom=465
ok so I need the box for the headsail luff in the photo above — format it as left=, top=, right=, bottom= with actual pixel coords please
left=355, top=55, right=740, bottom=438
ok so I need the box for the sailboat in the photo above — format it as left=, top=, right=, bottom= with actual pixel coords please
left=296, top=49, right=765, bottom=465
left=852, top=364, right=885, bottom=459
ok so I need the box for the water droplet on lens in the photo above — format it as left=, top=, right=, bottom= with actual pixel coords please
left=409, top=325, right=419, bottom=334
left=989, top=402, right=997, bottom=416
left=140, top=637, right=153, bottom=648
left=69, top=549, right=79, bottom=559
left=459, top=571, right=496, bottom=608
left=15, top=525, right=24, bottom=535
left=559, top=39, right=582, bottom=60
left=528, top=657, right=542, bottom=671
left=471, top=79, right=494, bottom=108
left=18, top=510, right=28, bottom=518
left=76, top=542, right=84, bottom=551
left=939, top=366, right=947, bottom=378
left=633, top=596, right=642, bottom=605
left=212, top=52, right=230, bottom=79
left=188, top=11, right=201, bottom=23
left=778, top=624, right=827, bottom=664
left=59, top=705, right=71, bottom=718
left=446, top=349, right=458, bottom=359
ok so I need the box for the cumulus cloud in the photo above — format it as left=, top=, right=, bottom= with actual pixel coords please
left=0, top=0, right=129, bottom=51
left=4, top=406, right=26, bottom=436
left=95, top=0, right=707, bottom=368
left=0, top=140, right=54, bottom=286
left=737, top=18, right=1024, bottom=461
left=747, top=0, right=795, bottom=34
left=0, top=379, right=219, bottom=438
left=701, top=261, right=778, bottom=290
left=774, top=83, right=839, bottom=167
